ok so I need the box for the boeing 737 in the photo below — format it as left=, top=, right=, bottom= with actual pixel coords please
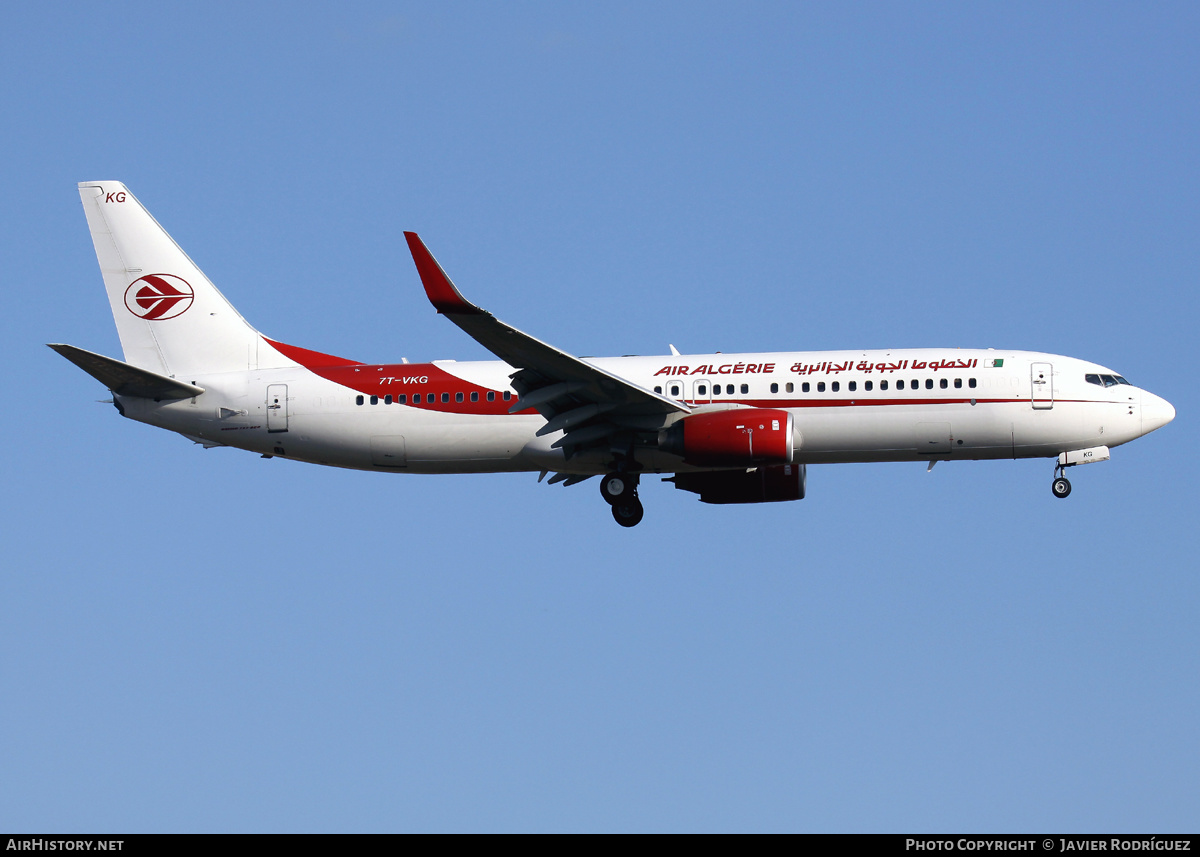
left=52, top=181, right=1175, bottom=527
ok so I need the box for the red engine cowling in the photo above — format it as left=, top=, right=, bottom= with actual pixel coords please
left=658, top=408, right=794, bottom=466
left=669, top=464, right=807, bottom=505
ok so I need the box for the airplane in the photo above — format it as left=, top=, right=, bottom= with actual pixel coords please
left=52, top=181, right=1176, bottom=527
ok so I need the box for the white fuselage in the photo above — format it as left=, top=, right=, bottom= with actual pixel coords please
left=118, top=346, right=1172, bottom=475
left=65, top=180, right=1176, bottom=525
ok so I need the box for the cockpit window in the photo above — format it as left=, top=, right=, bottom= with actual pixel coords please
left=1087, top=373, right=1133, bottom=387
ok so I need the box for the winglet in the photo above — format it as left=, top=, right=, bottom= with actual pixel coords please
left=404, top=232, right=484, bottom=315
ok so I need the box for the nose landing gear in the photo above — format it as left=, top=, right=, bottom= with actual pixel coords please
left=1049, top=446, right=1110, bottom=498
left=1051, top=464, right=1072, bottom=499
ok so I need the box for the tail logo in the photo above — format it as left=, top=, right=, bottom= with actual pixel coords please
left=124, top=274, right=195, bottom=320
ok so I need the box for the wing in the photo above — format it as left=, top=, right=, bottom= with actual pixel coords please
left=404, top=233, right=688, bottom=460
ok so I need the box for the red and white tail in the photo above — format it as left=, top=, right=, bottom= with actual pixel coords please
left=78, top=181, right=290, bottom=377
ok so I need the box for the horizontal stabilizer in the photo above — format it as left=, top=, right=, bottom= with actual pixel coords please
left=48, top=343, right=204, bottom=400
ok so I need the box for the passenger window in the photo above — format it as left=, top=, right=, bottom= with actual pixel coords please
left=503, top=391, right=512, bottom=400
left=397, top=394, right=407, bottom=404
left=969, top=378, right=977, bottom=388
left=698, top=384, right=708, bottom=395
left=670, top=383, right=681, bottom=397
left=654, top=386, right=662, bottom=394
left=456, top=392, right=464, bottom=402
left=897, top=380, right=905, bottom=390
left=817, top=382, right=826, bottom=393
left=954, top=378, right=962, bottom=389
left=370, top=395, right=379, bottom=405
left=848, top=381, right=856, bottom=392
left=356, top=395, right=364, bottom=406
left=785, top=382, right=794, bottom=393
left=384, top=394, right=393, bottom=404
left=940, top=378, right=948, bottom=389
left=770, top=383, right=779, bottom=394
left=470, top=392, right=479, bottom=402
left=881, top=380, right=888, bottom=391
left=925, top=379, right=933, bottom=389
left=831, top=381, right=839, bottom=392
left=726, top=384, right=735, bottom=395
left=864, top=380, right=873, bottom=391
left=487, top=391, right=495, bottom=401
left=740, top=383, right=749, bottom=394
left=802, top=382, right=810, bottom=393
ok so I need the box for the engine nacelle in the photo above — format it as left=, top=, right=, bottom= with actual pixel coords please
left=669, top=464, right=807, bottom=505
left=658, top=408, right=794, bottom=466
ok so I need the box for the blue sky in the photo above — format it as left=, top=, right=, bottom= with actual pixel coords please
left=2, top=2, right=1197, bottom=832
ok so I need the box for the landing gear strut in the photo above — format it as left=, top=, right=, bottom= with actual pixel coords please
left=601, top=470, right=643, bottom=527
left=1051, top=464, right=1072, bottom=499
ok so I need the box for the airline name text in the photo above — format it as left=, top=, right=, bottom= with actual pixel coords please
left=655, top=363, right=775, bottom=377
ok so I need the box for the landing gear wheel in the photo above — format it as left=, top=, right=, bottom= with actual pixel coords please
left=611, top=498, right=644, bottom=528
left=1052, top=476, right=1072, bottom=499
left=600, top=472, right=638, bottom=505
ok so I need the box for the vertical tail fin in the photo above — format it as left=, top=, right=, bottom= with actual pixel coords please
left=78, top=181, right=287, bottom=377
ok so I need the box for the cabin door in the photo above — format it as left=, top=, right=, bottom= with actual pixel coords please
left=266, top=384, right=289, bottom=432
left=1031, top=363, right=1054, bottom=410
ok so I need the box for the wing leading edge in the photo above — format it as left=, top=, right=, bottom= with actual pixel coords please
left=403, top=232, right=688, bottom=459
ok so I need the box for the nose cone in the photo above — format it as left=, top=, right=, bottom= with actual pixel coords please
left=1141, top=391, right=1176, bottom=435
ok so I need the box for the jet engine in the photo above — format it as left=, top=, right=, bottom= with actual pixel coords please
left=657, top=408, right=794, bottom=466
left=668, top=464, right=807, bottom=504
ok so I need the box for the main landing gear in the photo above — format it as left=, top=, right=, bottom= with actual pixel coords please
left=1051, top=464, right=1072, bottom=499
left=601, top=471, right=643, bottom=527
